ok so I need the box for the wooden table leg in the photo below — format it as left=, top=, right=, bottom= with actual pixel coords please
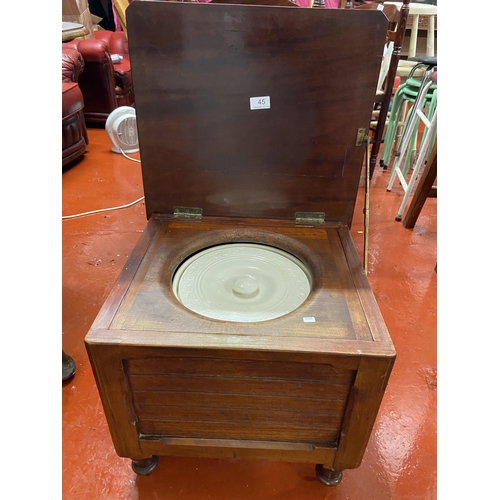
left=402, top=140, right=437, bottom=229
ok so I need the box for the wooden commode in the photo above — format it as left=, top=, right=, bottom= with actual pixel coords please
left=85, top=0, right=395, bottom=486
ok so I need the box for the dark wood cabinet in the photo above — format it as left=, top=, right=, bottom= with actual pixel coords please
left=85, top=1, right=395, bottom=486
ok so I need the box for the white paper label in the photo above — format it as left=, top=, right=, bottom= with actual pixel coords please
left=303, top=317, right=316, bottom=323
left=250, top=96, right=271, bottom=110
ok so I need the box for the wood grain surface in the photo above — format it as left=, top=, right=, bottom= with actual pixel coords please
left=127, top=1, right=388, bottom=225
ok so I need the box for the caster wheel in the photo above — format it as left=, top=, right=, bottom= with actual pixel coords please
left=62, top=350, right=76, bottom=381
left=395, top=216, right=402, bottom=222
left=315, top=464, right=343, bottom=486
left=132, top=456, right=159, bottom=476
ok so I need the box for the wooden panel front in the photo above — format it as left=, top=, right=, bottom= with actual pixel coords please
left=126, top=355, right=355, bottom=444
left=127, top=2, right=388, bottom=225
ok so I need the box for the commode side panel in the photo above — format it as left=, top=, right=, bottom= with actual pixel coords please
left=125, top=356, right=356, bottom=444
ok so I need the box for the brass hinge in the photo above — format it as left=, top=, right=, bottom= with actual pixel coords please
left=173, top=206, right=203, bottom=219
left=295, top=212, right=325, bottom=225
left=356, top=127, right=366, bottom=146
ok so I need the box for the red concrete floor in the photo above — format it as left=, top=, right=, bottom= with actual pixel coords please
left=62, top=127, right=437, bottom=499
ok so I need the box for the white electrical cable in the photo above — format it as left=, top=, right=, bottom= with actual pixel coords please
left=62, top=196, right=145, bottom=220
left=62, top=149, right=143, bottom=220
left=119, top=148, right=141, bottom=163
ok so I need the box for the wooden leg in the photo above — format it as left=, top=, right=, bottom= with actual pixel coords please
left=315, top=464, right=343, bottom=486
left=402, top=140, right=437, bottom=228
left=131, top=456, right=159, bottom=476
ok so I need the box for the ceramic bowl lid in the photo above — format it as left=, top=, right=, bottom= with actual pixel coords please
left=172, top=243, right=311, bottom=322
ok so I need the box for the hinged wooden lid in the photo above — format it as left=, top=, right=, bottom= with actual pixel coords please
left=127, top=1, right=388, bottom=225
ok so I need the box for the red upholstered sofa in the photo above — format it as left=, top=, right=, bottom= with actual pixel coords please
left=63, top=30, right=134, bottom=124
left=62, top=47, right=88, bottom=167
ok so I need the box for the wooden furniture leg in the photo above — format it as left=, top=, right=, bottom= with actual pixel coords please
left=402, top=140, right=437, bottom=229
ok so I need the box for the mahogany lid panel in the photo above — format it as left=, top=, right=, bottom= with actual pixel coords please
left=127, top=2, right=388, bottom=224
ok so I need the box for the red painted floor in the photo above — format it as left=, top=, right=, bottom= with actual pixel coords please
left=62, top=127, right=436, bottom=499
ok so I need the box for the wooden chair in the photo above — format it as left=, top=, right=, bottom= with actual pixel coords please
left=385, top=1, right=437, bottom=78
left=349, top=2, right=400, bottom=93
left=367, top=0, right=411, bottom=179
